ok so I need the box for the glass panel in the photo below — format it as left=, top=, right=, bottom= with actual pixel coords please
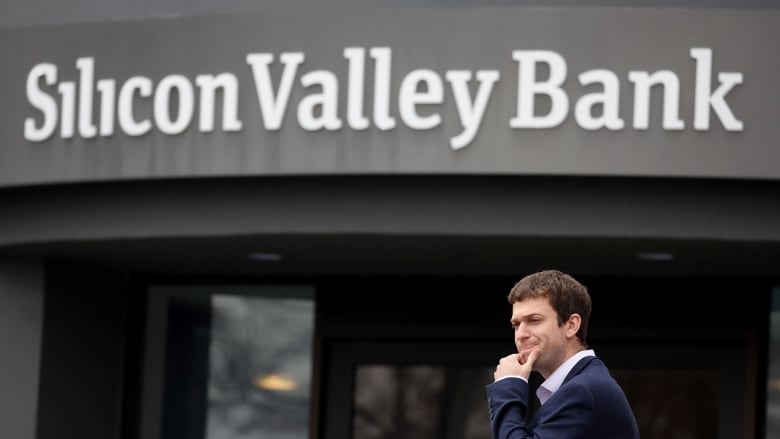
left=614, top=369, right=718, bottom=439
left=352, top=365, right=493, bottom=439
left=207, top=292, right=314, bottom=439
left=140, top=285, right=314, bottom=439
left=351, top=365, right=718, bottom=439
left=767, top=287, right=780, bottom=439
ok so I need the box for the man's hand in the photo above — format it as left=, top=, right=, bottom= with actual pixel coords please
left=493, top=349, right=540, bottom=381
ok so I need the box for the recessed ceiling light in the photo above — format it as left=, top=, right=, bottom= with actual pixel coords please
left=636, top=252, right=674, bottom=262
left=247, top=252, right=283, bottom=262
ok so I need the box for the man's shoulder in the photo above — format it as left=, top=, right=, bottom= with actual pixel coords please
left=565, top=357, right=629, bottom=396
left=568, top=355, right=604, bottom=376
left=565, top=357, right=618, bottom=386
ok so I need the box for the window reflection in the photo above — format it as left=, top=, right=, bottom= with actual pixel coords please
left=207, top=292, right=314, bottom=439
left=352, top=365, right=492, bottom=439
left=351, top=365, right=719, bottom=439
left=615, top=369, right=718, bottom=439
left=142, top=285, right=314, bottom=439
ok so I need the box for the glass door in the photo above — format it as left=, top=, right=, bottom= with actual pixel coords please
left=321, top=340, right=747, bottom=439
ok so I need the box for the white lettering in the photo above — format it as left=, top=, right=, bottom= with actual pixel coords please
left=154, top=75, right=194, bottom=135
left=344, top=47, right=369, bottom=130
left=118, top=76, right=152, bottom=136
left=399, top=69, right=443, bottom=130
left=246, top=52, right=304, bottom=130
left=58, top=81, right=76, bottom=139
left=24, top=63, right=58, bottom=142
left=446, top=70, right=500, bottom=149
left=370, top=47, right=396, bottom=130
left=22, top=47, right=745, bottom=147
left=195, top=73, right=243, bottom=132
left=510, top=50, right=569, bottom=129
left=575, top=69, right=624, bottom=130
left=628, top=70, right=684, bottom=130
left=96, top=79, right=116, bottom=136
left=691, top=47, right=743, bottom=131
left=76, top=57, right=98, bottom=138
left=298, top=71, right=343, bottom=130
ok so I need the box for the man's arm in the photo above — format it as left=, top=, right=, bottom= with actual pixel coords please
left=486, top=377, right=596, bottom=439
left=486, top=377, right=531, bottom=439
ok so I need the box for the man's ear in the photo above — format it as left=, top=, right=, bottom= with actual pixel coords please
left=566, top=313, right=581, bottom=339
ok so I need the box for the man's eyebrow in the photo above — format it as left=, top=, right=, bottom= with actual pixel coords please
left=513, top=312, right=543, bottom=321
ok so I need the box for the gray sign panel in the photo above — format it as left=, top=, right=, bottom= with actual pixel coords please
left=0, top=7, right=777, bottom=186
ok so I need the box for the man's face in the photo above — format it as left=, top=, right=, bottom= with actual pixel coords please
left=510, top=296, right=569, bottom=378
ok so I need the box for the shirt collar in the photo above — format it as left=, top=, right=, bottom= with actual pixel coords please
left=536, top=349, right=595, bottom=405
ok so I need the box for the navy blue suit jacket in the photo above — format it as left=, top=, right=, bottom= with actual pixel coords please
left=486, top=356, right=640, bottom=439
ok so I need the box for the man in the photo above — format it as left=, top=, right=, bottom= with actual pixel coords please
left=486, top=269, right=640, bottom=439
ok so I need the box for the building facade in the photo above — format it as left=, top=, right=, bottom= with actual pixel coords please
left=2, top=1, right=780, bottom=439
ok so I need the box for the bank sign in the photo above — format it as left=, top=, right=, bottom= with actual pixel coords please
left=1, top=7, right=778, bottom=186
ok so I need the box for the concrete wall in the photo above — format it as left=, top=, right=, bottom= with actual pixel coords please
left=3, top=1, right=775, bottom=27
left=35, top=262, right=129, bottom=439
left=0, top=262, right=44, bottom=439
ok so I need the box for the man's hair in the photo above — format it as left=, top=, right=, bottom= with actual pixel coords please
left=507, top=269, right=592, bottom=346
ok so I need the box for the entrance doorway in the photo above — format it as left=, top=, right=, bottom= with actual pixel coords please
left=321, top=340, right=747, bottom=439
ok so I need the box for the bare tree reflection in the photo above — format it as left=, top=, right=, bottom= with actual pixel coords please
left=353, top=364, right=722, bottom=439
left=206, top=294, right=314, bottom=439
left=353, top=365, right=492, bottom=439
